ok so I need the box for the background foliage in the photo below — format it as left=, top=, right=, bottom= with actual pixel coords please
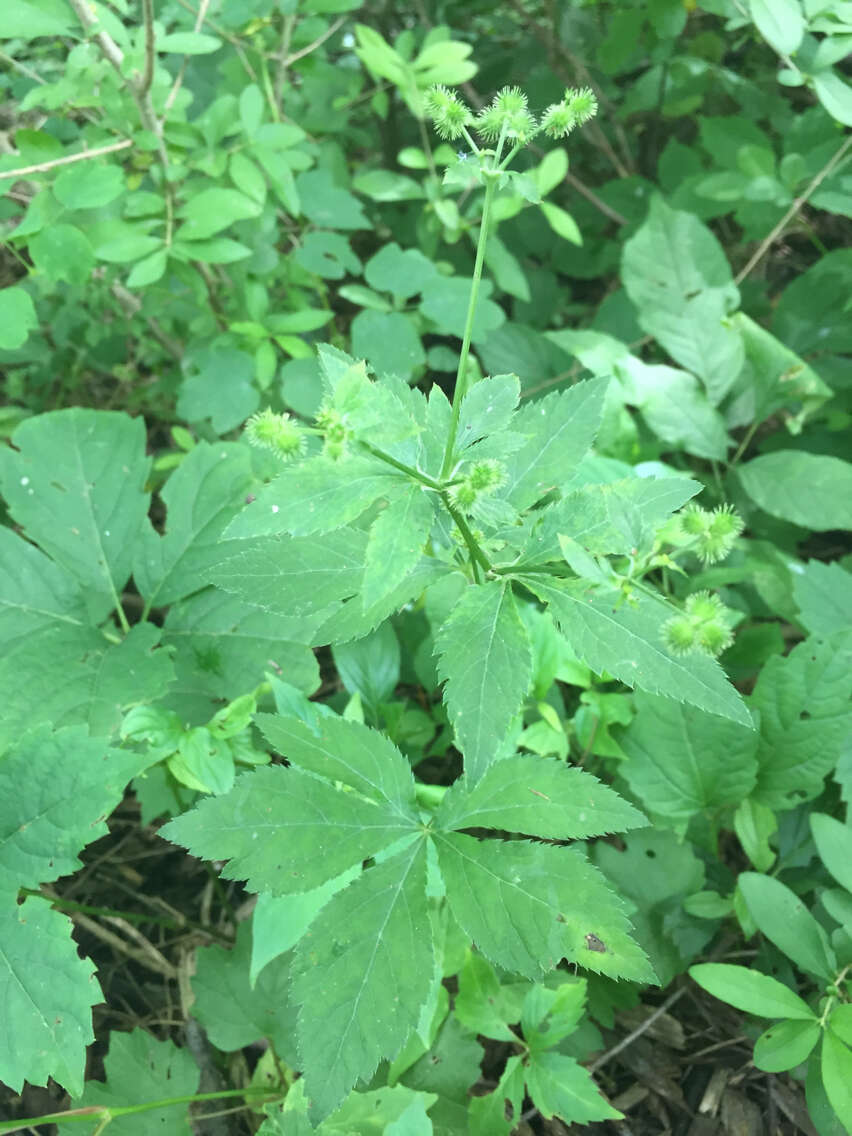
left=1, top=0, right=852, bottom=1133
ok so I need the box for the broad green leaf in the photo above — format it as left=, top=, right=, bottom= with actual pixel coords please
left=332, top=622, right=400, bottom=714
left=524, top=1050, right=621, bottom=1123
left=540, top=201, right=582, bottom=244
left=158, top=30, right=222, bottom=53
left=620, top=363, right=730, bottom=460
left=29, top=222, right=94, bottom=284
left=251, top=866, right=360, bottom=983
left=362, top=486, right=436, bottom=611
left=54, top=1029, right=199, bottom=1136
left=526, top=578, right=751, bottom=727
left=689, top=963, right=816, bottom=1020
left=209, top=529, right=368, bottom=621
left=821, top=1031, right=852, bottom=1131
left=501, top=378, right=607, bottom=509
left=749, top=0, right=804, bottom=53
left=0, top=898, right=99, bottom=1096
left=435, top=751, right=647, bottom=839
left=521, top=980, right=587, bottom=1051
left=177, top=347, right=260, bottom=435
left=134, top=442, right=256, bottom=608
left=354, top=168, right=425, bottom=202
left=621, top=196, right=743, bottom=403
left=751, top=633, right=852, bottom=809
left=739, top=872, right=836, bottom=980
left=350, top=310, right=426, bottom=379
left=813, top=70, right=852, bottom=127
left=294, top=231, right=362, bottom=280
left=617, top=694, right=757, bottom=826
left=738, top=451, right=852, bottom=531
left=191, top=923, right=297, bottom=1064
left=793, top=561, right=852, bottom=636
left=435, top=580, right=533, bottom=783
left=226, top=455, right=404, bottom=539
left=0, top=0, right=72, bottom=37
left=811, top=813, right=852, bottom=894
left=177, top=188, right=260, bottom=239
left=806, top=1050, right=849, bottom=1136
left=162, top=589, right=319, bottom=723
left=160, top=764, right=419, bottom=895
left=457, top=374, right=521, bottom=451
left=296, top=169, right=369, bottom=230
left=0, top=285, right=37, bottom=349
left=0, top=409, right=150, bottom=614
left=293, top=840, right=433, bottom=1120
left=754, top=1019, right=820, bottom=1073
left=261, top=1083, right=436, bottom=1135
left=419, top=277, right=505, bottom=341
left=454, top=950, right=521, bottom=1041
left=468, top=1056, right=525, bottom=1136
left=0, top=724, right=150, bottom=893
left=363, top=242, right=438, bottom=300
left=436, top=833, right=655, bottom=982
left=53, top=162, right=124, bottom=209
left=255, top=714, right=418, bottom=817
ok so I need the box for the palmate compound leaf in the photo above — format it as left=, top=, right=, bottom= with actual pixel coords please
left=524, top=577, right=751, bottom=727
left=435, top=751, right=647, bottom=840
left=434, top=579, right=533, bottom=783
left=0, top=725, right=153, bottom=1094
left=293, top=839, right=433, bottom=1121
left=433, top=833, right=655, bottom=984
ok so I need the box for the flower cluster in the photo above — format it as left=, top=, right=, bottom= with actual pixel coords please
left=662, top=591, right=736, bottom=658
left=450, top=458, right=506, bottom=512
left=679, top=504, right=745, bottom=564
left=243, top=408, right=306, bottom=461
left=425, top=84, right=598, bottom=147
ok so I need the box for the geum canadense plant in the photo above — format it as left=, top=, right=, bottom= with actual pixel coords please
left=161, top=85, right=751, bottom=1122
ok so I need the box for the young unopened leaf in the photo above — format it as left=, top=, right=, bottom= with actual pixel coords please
left=293, top=840, right=433, bottom=1120
left=435, top=834, right=655, bottom=983
left=435, top=751, right=646, bottom=839
left=435, top=580, right=532, bottom=783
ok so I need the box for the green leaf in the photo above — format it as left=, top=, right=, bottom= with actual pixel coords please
left=436, top=833, right=655, bottom=982
left=226, top=456, right=404, bottom=539
left=134, top=442, right=255, bottom=608
left=754, top=1019, right=820, bottom=1073
left=457, top=374, right=521, bottom=451
left=364, top=243, right=438, bottom=299
left=436, top=751, right=647, bottom=839
left=0, top=897, right=99, bottom=1096
left=162, top=761, right=419, bottom=896
left=526, top=579, right=751, bottom=727
left=158, top=30, right=222, bottom=53
left=617, top=694, right=757, bottom=826
left=750, top=633, right=852, bottom=809
left=811, top=813, right=852, bottom=894
left=501, top=378, right=607, bottom=509
left=739, top=872, right=836, bottom=980
left=793, top=561, right=852, bottom=636
left=177, top=187, right=261, bottom=240
left=540, top=201, right=582, bottom=244
left=350, top=310, right=426, bottom=379
left=29, top=222, right=94, bottom=284
left=362, top=486, right=436, bottom=611
left=435, top=580, right=533, bottom=783
left=524, top=1050, right=621, bottom=1123
left=821, top=1031, right=852, bottom=1132
left=689, top=963, right=816, bottom=1020
left=126, top=248, right=167, bottom=288
left=621, top=363, right=731, bottom=460
left=621, top=196, right=743, bottom=403
left=293, top=231, right=362, bottom=280
left=0, top=408, right=149, bottom=613
left=813, top=70, right=852, bottom=127
left=454, top=950, right=521, bottom=1041
left=230, top=150, right=267, bottom=203
left=0, top=0, right=72, bottom=37
left=255, top=714, right=418, bottom=817
left=748, top=0, right=804, bottom=54
left=191, top=923, right=297, bottom=1063
left=296, top=169, right=369, bottom=230
left=55, top=1029, right=199, bottom=1136
left=293, top=840, right=433, bottom=1120
left=419, top=277, right=505, bottom=341
left=332, top=622, right=400, bottom=715
left=0, top=285, right=38, bottom=349
left=209, top=529, right=368, bottom=622
left=177, top=347, right=260, bottom=434
left=53, top=162, right=124, bottom=209
left=468, top=1056, right=525, bottom=1136
left=738, top=452, right=852, bottom=531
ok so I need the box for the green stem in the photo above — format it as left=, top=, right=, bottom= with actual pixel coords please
left=439, top=174, right=498, bottom=479
left=441, top=492, right=492, bottom=574
left=18, top=888, right=233, bottom=943
left=729, top=419, right=759, bottom=467
left=356, top=440, right=443, bottom=490
left=0, top=1087, right=281, bottom=1133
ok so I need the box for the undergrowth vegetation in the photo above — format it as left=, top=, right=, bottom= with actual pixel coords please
left=1, top=1, right=852, bottom=1133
